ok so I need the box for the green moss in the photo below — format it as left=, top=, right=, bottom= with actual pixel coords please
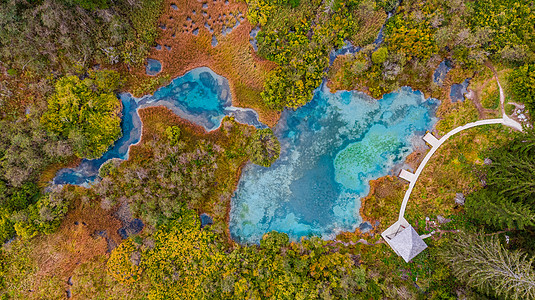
left=248, top=128, right=281, bottom=167
left=436, top=100, right=479, bottom=135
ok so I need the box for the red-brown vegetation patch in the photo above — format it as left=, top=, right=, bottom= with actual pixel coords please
left=361, top=176, right=406, bottom=231
left=126, top=0, right=280, bottom=126
left=351, top=9, right=387, bottom=46
left=0, top=67, right=46, bottom=120
left=29, top=197, right=122, bottom=292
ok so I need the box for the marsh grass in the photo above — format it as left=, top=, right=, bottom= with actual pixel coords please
left=406, top=126, right=511, bottom=225
left=123, top=0, right=279, bottom=126
left=0, top=194, right=128, bottom=298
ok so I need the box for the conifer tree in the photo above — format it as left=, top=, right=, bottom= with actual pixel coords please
left=465, top=189, right=535, bottom=230
left=486, top=129, right=535, bottom=203
left=440, top=232, right=535, bottom=300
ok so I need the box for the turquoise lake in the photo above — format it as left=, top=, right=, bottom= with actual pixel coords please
left=229, top=85, right=438, bottom=243
left=53, top=67, right=439, bottom=244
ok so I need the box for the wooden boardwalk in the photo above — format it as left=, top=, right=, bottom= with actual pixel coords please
left=382, top=73, right=524, bottom=262
left=396, top=72, right=523, bottom=220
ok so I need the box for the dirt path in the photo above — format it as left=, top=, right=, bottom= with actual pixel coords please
left=468, top=75, right=499, bottom=119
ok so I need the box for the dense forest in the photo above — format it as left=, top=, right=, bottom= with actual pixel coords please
left=0, top=0, right=535, bottom=298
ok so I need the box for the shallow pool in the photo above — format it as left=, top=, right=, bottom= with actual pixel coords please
left=229, top=85, right=439, bottom=243
left=146, top=59, right=162, bottom=76
left=433, top=60, right=452, bottom=86
left=450, top=78, right=470, bottom=102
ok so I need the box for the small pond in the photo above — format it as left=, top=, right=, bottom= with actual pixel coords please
left=230, top=85, right=439, bottom=243
left=53, top=67, right=265, bottom=185
left=249, top=26, right=260, bottom=51
left=329, top=41, right=360, bottom=65
left=433, top=60, right=452, bottom=86
left=450, top=78, right=470, bottom=102
left=146, top=59, right=162, bottom=76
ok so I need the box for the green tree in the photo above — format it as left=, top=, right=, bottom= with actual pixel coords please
left=134, top=208, right=367, bottom=299
left=485, top=130, right=535, bottom=203
left=0, top=0, right=163, bottom=74
left=465, top=189, right=535, bottom=230
left=107, top=239, right=142, bottom=285
left=440, top=232, right=535, bottom=300
left=0, top=209, right=15, bottom=243
left=248, top=128, right=281, bottom=167
left=371, top=47, right=389, bottom=65
left=165, top=126, right=181, bottom=146
left=62, top=0, right=109, bottom=10
left=508, top=64, right=535, bottom=113
left=248, top=0, right=360, bottom=109
left=41, top=74, right=122, bottom=159
left=10, top=187, right=71, bottom=239
left=259, top=231, right=289, bottom=251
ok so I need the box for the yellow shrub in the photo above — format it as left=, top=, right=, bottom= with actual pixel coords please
left=107, top=239, right=142, bottom=285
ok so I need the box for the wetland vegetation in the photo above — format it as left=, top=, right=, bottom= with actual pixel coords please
left=0, top=0, right=535, bottom=299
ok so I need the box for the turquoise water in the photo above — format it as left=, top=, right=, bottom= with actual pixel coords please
left=229, top=85, right=439, bottom=243
left=53, top=67, right=264, bottom=185
left=54, top=66, right=439, bottom=244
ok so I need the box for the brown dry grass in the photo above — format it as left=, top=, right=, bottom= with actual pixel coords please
left=10, top=195, right=123, bottom=299
left=0, top=68, right=45, bottom=120
left=34, top=200, right=121, bottom=276
left=125, top=0, right=280, bottom=126
left=351, top=9, right=387, bottom=46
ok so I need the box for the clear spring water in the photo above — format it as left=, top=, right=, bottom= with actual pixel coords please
left=229, top=85, right=439, bottom=243
left=145, top=59, right=162, bottom=76
left=53, top=67, right=264, bottom=186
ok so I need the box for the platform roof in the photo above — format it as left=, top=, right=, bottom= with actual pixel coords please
left=382, top=218, right=428, bottom=263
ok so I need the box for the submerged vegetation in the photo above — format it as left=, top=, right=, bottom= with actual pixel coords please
left=0, top=0, right=534, bottom=298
